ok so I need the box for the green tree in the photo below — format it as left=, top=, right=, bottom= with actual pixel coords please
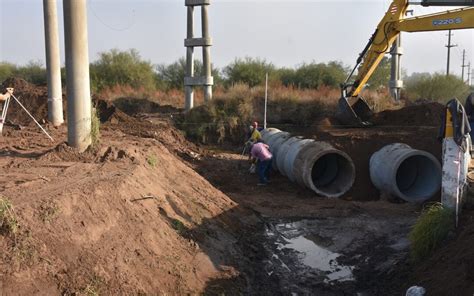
left=89, top=49, right=157, bottom=92
left=405, top=72, right=470, bottom=102
left=0, top=61, right=47, bottom=85
left=367, top=57, right=391, bottom=90
left=224, top=57, right=275, bottom=87
left=292, top=61, right=347, bottom=89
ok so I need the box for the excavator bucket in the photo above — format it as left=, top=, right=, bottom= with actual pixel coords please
left=336, top=96, right=374, bottom=127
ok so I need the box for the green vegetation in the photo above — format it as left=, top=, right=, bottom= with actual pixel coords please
left=147, top=155, right=157, bottom=167
left=0, top=61, right=47, bottom=85
left=90, top=107, right=101, bottom=148
left=0, top=196, right=18, bottom=235
left=409, top=203, right=454, bottom=262
left=404, top=72, right=470, bottom=103
left=171, top=218, right=188, bottom=236
left=89, top=49, right=157, bottom=92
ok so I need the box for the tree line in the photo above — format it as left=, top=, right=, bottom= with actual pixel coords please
left=0, top=48, right=471, bottom=102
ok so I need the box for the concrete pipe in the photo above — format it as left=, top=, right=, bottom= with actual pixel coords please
left=261, top=129, right=355, bottom=198
left=370, top=143, right=441, bottom=202
left=276, top=136, right=303, bottom=175
left=293, top=141, right=355, bottom=198
left=261, top=128, right=281, bottom=143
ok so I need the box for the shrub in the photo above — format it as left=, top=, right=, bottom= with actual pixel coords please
left=0, top=196, right=18, bottom=235
left=224, top=57, right=275, bottom=87
left=0, top=61, right=47, bottom=85
left=91, top=107, right=101, bottom=148
left=404, top=72, right=470, bottom=103
left=90, top=49, right=157, bottom=92
left=409, top=203, right=454, bottom=262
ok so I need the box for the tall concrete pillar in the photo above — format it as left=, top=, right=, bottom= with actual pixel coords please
left=184, top=0, right=213, bottom=110
left=201, top=5, right=212, bottom=101
left=43, top=0, right=64, bottom=126
left=63, top=0, right=91, bottom=151
left=185, top=5, right=195, bottom=111
left=389, top=35, right=403, bottom=101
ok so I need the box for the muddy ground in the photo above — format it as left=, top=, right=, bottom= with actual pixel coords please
left=1, top=79, right=474, bottom=295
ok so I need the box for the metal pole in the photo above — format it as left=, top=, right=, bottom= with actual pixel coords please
left=202, top=4, right=212, bottom=101
left=43, top=0, right=64, bottom=126
left=63, top=0, right=92, bottom=151
left=264, top=73, right=268, bottom=129
left=185, top=6, right=194, bottom=111
left=390, top=35, right=403, bottom=101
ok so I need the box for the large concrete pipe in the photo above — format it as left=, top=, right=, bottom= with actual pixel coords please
left=261, top=129, right=355, bottom=198
left=370, top=143, right=442, bottom=202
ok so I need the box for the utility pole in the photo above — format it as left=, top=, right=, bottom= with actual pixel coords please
left=461, top=49, right=468, bottom=81
left=184, top=0, right=214, bottom=111
left=43, top=0, right=64, bottom=126
left=63, top=0, right=92, bottom=152
left=390, top=35, right=403, bottom=101
left=446, top=30, right=457, bottom=76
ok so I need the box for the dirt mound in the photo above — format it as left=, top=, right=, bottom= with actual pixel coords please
left=1, top=78, right=55, bottom=126
left=0, top=132, right=241, bottom=295
left=373, top=102, right=445, bottom=127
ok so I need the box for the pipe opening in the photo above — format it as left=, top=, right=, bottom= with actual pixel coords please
left=395, top=155, right=441, bottom=201
left=311, top=153, right=354, bottom=196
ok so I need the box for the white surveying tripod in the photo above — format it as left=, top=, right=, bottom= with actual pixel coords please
left=0, top=87, right=54, bottom=141
left=0, top=87, right=14, bottom=134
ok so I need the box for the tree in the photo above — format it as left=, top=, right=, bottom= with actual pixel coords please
left=292, top=61, right=347, bottom=89
left=404, top=72, right=470, bottom=102
left=224, top=57, right=275, bottom=87
left=89, top=49, right=157, bottom=92
left=367, top=56, right=391, bottom=90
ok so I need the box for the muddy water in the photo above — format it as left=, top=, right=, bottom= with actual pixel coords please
left=258, top=215, right=415, bottom=295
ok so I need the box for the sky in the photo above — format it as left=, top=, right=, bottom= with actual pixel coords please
left=0, top=0, right=473, bottom=78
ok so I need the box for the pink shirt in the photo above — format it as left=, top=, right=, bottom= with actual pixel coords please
left=251, top=143, right=273, bottom=161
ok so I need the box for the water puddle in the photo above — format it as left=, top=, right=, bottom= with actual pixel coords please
left=266, top=220, right=355, bottom=283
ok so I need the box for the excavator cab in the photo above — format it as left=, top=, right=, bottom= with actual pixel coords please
left=336, top=96, right=373, bottom=127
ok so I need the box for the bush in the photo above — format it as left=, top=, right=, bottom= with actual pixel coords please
left=409, top=203, right=454, bottom=262
left=0, top=196, right=18, bottom=235
left=0, top=61, right=47, bottom=85
left=90, top=49, right=157, bottom=92
left=156, top=58, right=222, bottom=90
left=404, top=72, right=470, bottom=103
left=224, top=57, right=275, bottom=87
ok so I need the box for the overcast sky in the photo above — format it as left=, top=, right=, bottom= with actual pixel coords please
left=1, top=0, right=473, bottom=77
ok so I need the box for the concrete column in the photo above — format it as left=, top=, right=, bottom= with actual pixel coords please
left=201, top=5, right=212, bottom=101
left=43, top=0, right=64, bottom=126
left=63, top=0, right=92, bottom=151
left=389, top=35, right=403, bottom=101
left=185, top=6, right=194, bottom=111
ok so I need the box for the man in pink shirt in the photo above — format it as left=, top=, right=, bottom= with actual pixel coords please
left=250, top=142, right=273, bottom=185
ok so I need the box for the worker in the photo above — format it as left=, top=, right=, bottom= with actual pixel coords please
left=246, top=121, right=262, bottom=144
left=250, top=141, right=273, bottom=185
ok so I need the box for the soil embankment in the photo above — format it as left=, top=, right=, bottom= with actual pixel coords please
left=1, top=78, right=472, bottom=295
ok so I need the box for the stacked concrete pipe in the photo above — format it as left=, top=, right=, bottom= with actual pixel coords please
left=370, top=143, right=442, bottom=202
left=261, top=128, right=355, bottom=198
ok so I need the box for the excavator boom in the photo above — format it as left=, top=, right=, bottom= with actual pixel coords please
left=337, top=0, right=474, bottom=126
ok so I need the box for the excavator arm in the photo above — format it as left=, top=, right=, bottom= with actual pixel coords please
left=338, top=0, right=474, bottom=126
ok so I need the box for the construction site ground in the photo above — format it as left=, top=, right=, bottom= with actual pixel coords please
left=1, top=80, right=474, bottom=295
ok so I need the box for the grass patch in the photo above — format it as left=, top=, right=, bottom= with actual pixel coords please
left=171, top=218, right=188, bottom=236
left=39, top=201, right=60, bottom=223
left=409, top=203, right=454, bottom=262
left=147, top=155, right=157, bottom=167
left=0, top=196, right=18, bottom=235
left=91, top=107, right=101, bottom=148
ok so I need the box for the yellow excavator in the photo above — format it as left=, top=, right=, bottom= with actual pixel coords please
left=338, top=0, right=474, bottom=126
